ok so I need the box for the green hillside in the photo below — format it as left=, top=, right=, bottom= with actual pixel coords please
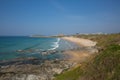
left=55, top=33, right=120, bottom=80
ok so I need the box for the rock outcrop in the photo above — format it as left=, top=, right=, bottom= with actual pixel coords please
left=0, top=58, right=75, bottom=80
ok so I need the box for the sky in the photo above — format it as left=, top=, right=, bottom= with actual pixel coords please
left=0, top=0, right=120, bottom=36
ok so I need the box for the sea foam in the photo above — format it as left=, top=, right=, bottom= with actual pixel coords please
left=48, top=38, right=60, bottom=50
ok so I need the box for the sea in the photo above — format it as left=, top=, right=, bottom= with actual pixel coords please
left=0, top=36, right=79, bottom=61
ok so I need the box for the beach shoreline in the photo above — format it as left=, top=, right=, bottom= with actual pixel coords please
left=62, top=36, right=98, bottom=64
left=62, top=36, right=97, bottom=47
left=0, top=36, right=98, bottom=80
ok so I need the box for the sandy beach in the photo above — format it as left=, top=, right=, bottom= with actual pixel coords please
left=62, top=37, right=97, bottom=63
left=63, top=37, right=97, bottom=47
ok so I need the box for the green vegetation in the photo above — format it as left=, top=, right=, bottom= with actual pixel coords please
left=55, top=33, right=120, bottom=80
left=83, top=44, right=120, bottom=80
left=74, top=33, right=120, bottom=49
left=54, top=66, right=83, bottom=80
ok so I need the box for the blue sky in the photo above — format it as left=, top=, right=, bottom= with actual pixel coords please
left=0, top=0, right=120, bottom=36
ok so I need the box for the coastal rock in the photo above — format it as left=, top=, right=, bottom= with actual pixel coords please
left=16, top=49, right=58, bottom=56
left=52, top=68, right=63, bottom=74
left=41, top=51, right=48, bottom=55
left=0, top=58, right=74, bottom=80
left=41, top=50, right=57, bottom=55
left=86, top=47, right=98, bottom=53
left=21, top=74, right=40, bottom=80
left=11, top=74, right=46, bottom=80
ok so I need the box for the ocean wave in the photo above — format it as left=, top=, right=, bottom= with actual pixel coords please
left=48, top=38, right=60, bottom=50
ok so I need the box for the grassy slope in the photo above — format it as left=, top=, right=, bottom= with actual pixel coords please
left=55, top=33, right=120, bottom=80
left=83, top=44, right=120, bottom=80
left=54, top=66, right=83, bottom=80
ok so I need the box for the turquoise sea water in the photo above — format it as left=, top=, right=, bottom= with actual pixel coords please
left=0, top=36, right=78, bottom=61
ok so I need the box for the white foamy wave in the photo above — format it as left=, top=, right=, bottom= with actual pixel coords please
left=57, top=38, right=60, bottom=42
left=48, top=38, right=60, bottom=50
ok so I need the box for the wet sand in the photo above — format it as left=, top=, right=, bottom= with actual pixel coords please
left=62, top=37, right=97, bottom=63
